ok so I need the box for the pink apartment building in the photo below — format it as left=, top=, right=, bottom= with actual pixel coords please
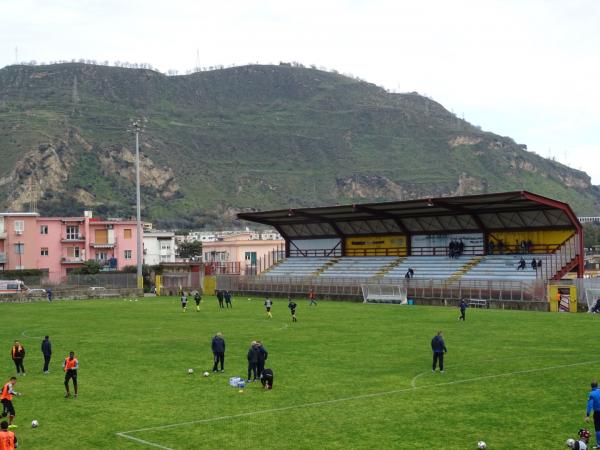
left=0, top=211, right=139, bottom=282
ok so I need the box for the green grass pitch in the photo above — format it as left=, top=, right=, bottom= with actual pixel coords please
left=0, top=296, right=597, bottom=449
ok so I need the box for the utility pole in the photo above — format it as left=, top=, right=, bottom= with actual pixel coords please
left=132, top=119, right=146, bottom=290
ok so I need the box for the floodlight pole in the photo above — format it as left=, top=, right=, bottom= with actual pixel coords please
left=133, top=121, right=143, bottom=290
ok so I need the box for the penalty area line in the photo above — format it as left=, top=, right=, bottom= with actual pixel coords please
left=116, top=359, right=597, bottom=448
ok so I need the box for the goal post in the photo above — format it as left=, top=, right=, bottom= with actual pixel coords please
left=585, top=288, right=600, bottom=312
left=361, top=284, right=408, bottom=304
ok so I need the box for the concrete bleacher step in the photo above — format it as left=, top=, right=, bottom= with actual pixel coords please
left=375, top=257, right=405, bottom=278
left=447, top=256, right=484, bottom=282
left=313, top=258, right=340, bottom=276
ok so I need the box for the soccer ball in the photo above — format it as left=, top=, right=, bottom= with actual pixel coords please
left=566, top=438, right=575, bottom=448
left=477, top=442, right=486, bottom=449
left=187, top=368, right=194, bottom=374
left=31, top=420, right=39, bottom=428
left=203, top=371, right=210, bottom=377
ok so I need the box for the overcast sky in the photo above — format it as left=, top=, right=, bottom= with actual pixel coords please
left=1, top=0, right=598, bottom=184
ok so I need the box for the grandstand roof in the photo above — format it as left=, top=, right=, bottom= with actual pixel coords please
left=237, top=191, right=581, bottom=239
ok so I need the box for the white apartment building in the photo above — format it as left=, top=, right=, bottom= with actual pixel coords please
left=143, top=231, right=176, bottom=265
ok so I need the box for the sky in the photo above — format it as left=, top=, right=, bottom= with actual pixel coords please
left=1, top=0, right=598, bottom=183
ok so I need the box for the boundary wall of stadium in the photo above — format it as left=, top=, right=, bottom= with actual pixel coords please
left=217, top=275, right=552, bottom=311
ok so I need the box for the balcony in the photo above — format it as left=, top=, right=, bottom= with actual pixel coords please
left=91, top=240, right=116, bottom=248
left=61, top=235, right=86, bottom=243
left=61, top=257, right=85, bottom=264
left=0, top=252, right=6, bottom=263
left=0, top=230, right=6, bottom=239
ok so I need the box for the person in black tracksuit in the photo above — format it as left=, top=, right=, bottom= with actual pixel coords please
left=211, top=332, right=225, bottom=372
left=261, top=368, right=274, bottom=389
left=458, top=300, right=468, bottom=321
left=247, top=342, right=259, bottom=382
left=431, top=331, right=447, bottom=372
left=256, top=341, right=268, bottom=378
left=216, top=290, right=224, bottom=309
left=224, top=291, right=232, bottom=308
left=41, top=336, right=52, bottom=373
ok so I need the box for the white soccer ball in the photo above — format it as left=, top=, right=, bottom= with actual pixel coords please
left=188, top=368, right=194, bottom=374
left=477, top=442, right=486, bottom=449
left=566, top=438, right=575, bottom=448
left=203, top=371, right=210, bottom=377
left=31, top=420, right=39, bottom=428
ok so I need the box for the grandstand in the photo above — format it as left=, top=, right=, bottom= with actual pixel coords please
left=237, top=191, right=583, bottom=302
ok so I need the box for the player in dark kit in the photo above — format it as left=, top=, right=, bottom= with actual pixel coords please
left=211, top=332, right=225, bottom=373
left=288, top=298, right=297, bottom=322
left=261, top=368, right=274, bottom=389
left=458, top=299, right=468, bottom=321
left=194, top=291, right=201, bottom=312
left=216, top=290, right=225, bottom=309
left=431, top=331, right=447, bottom=373
left=63, top=352, right=79, bottom=398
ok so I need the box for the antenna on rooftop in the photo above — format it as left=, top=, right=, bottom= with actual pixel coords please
left=195, top=49, right=200, bottom=72
left=14, top=46, right=18, bottom=64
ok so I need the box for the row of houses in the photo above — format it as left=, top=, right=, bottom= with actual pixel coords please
left=0, top=210, right=284, bottom=282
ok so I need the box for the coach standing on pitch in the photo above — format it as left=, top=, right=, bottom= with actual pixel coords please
left=431, top=331, right=447, bottom=373
left=41, top=336, right=52, bottom=374
left=211, top=332, right=225, bottom=373
left=585, top=380, right=600, bottom=448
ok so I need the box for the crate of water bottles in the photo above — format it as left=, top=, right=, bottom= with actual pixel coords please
left=229, top=376, right=243, bottom=387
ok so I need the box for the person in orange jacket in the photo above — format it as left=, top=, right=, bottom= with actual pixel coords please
left=9, top=343, right=25, bottom=376
left=0, top=420, right=18, bottom=449
left=1, top=377, right=21, bottom=427
left=62, top=352, right=79, bottom=398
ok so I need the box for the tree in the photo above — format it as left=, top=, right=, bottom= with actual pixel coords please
left=177, top=240, right=202, bottom=259
left=583, top=223, right=600, bottom=248
left=71, top=260, right=101, bottom=274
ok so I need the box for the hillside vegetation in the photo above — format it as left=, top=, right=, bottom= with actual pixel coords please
left=0, top=63, right=597, bottom=227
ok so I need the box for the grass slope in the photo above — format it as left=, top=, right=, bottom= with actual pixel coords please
left=0, top=63, right=598, bottom=226
left=0, top=297, right=596, bottom=449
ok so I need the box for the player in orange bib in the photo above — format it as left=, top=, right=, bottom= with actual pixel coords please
left=62, top=352, right=79, bottom=398
left=1, top=377, right=20, bottom=428
left=0, top=420, right=17, bottom=449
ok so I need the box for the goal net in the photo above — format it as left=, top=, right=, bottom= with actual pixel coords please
left=361, top=284, right=408, bottom=304
left=585, top=288, right=600, bottom=312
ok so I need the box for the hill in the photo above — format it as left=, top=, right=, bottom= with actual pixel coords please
left=0, top=63, right=598, bottom=227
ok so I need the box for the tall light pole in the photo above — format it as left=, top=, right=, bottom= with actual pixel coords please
left=132, top=119, right=144, bottom=290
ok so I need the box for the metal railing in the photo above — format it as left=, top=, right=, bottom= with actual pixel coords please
left=539, top=234, right=580, bottom=280
left=217, top=275, right=546, bottom=302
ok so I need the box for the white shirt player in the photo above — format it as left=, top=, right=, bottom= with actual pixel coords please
left=569, top=440, right=587, bottom=450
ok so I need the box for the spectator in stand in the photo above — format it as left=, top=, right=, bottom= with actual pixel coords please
left=537, top=259, right=543, bottom=270
left=531, top=259, right=537, bottom=271
left=526, top=240, right=533, bottom=253
left=498, top=240, right=505, bottom=254
left=458, top=240, right=464, bottom=256
left=517, top=258, right=526, bottom=271
left=488, top=241, right=495, bottom=255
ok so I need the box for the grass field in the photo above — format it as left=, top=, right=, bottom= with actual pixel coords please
left=0, top=296, right=597, bottom=449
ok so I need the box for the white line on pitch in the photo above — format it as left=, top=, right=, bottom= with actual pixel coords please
left=115, top=432, right=174, bottom=450
left=116, top=359, right=597, bottom=448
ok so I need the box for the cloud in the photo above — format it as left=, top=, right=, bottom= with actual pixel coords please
left=0, top=0, right=598, bottom=183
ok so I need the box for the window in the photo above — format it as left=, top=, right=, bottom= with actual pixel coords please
left=124, top=250, right=132, bottom=259
left=14, top=220, right=24, bottom=233
left=40, top=225, right=48, bottom=235
left=14, top=243, right=24, bottom=254
left=96, top=252, right=107, bottom=261
left=245, top=252, right=257, bottom=264
left=66, top=226, right=80, bottom=240
left=124, top=229, right=132, bottom=239
left=66, top=247, right=80, bottom=258
left=40, top=248, right=49, bottom=256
